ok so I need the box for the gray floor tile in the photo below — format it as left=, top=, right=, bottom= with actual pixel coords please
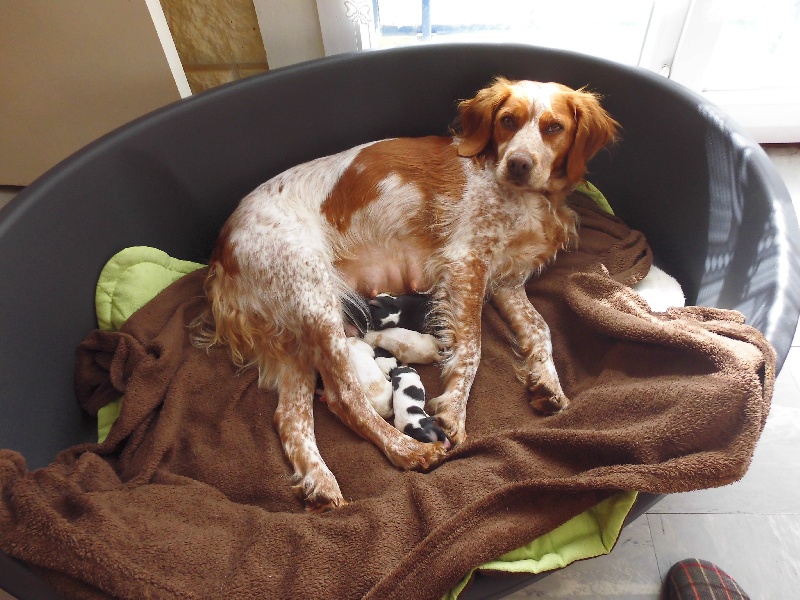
left=773, top=364, right=800, bottom=409
left=648, top=513, right=800, bottom=600
left=775, top=356, right=800, bottom=405
left=782, top=346, right=800, bottom=391
left=504, top=516, right=661, bottom=599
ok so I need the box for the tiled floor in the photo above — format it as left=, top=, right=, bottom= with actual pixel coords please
left=504, top=144, right=800, bottom=600
left=1, top=148, right=798, bottom=599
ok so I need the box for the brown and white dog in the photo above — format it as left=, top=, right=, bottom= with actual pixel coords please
left=193, top=77, right=619, bottom=511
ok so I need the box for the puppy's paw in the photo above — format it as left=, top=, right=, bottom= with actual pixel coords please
left=404, top=416, right=451, bottom=449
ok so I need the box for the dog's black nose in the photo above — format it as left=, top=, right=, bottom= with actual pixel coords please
left=507, top=153, right=534, bottom=179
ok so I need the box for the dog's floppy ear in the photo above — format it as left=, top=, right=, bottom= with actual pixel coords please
left=456, top=78, right=514, bottom=158
left=564, top=90, right=620, bottom=185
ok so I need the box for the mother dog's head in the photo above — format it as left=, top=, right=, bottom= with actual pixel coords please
left=456, top=77, right=619, bottom=192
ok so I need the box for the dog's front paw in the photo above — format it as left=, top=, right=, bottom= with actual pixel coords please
left=428, top=395, right=467, bottom=446
left=291, top=468, right=347, bottom=513
left=387, top=437, right=449, bottom=471
left=412, top=440, right=450, bottom=471
left=527, top=373, right=569, bottom=415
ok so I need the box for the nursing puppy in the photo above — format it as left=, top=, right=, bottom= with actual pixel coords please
left=363, top=328, right=442, bottom=365
left=193, top=77, right=618, bottom=510
left=369, top=293, right=432, bottom=332
left=345, top=337, right=393, bottom=419
left=390, top=366, right=449, bottom=445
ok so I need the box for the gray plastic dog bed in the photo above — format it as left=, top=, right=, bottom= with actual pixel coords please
left=1, top=44, right=798, bottom=599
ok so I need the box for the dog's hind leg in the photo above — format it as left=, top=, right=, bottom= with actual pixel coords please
left=274, top=362, right=345, bottom=512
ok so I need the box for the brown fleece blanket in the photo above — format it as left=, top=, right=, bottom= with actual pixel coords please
left=0, top=195, right=774, bottom=599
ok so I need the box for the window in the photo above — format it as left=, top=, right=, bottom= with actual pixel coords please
left=366, top=0, right=654, bottom=68
left=668, top=0, right=800, bottom=142
left=258, top=0, right=800, bottom=142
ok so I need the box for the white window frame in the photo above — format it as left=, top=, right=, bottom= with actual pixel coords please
left=254, top=0, right=800, bottom=143
left=666, top=0, right=800, bottom=143
left=145, top=0, right=192, bottom=98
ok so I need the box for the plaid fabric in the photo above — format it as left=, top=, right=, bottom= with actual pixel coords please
left=666, top=558, right=750, bottom=600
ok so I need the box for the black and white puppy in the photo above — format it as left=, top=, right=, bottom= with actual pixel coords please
left=363, top=328, right=441, bottom=365
left=368, top=293, right=432, bottom=332
left=373, top=346, right=399, bottom=378
left=389, top=366, right=449, bottom=447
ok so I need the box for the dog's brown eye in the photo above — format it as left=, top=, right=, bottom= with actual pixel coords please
left=500, top=115, right=517, bottom=130
left=546, top=122, right=564, bottom=134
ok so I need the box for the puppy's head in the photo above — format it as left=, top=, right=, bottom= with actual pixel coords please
left=456, top=77, right=619, bottom=192
left=368, top=293, right=402, bottom=329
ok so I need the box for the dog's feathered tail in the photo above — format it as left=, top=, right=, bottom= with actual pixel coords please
left=191, top=262, right=371, bottom=388
left=190, top=261, right=287, bottom=388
